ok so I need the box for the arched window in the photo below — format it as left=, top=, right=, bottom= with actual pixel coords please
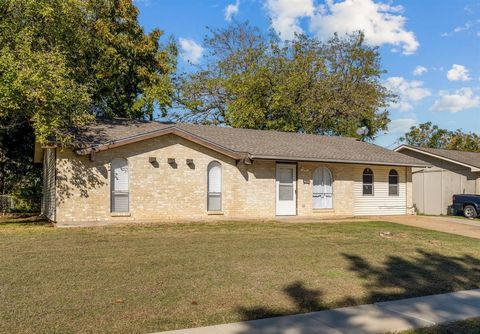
left=313, top=167, right=333, bottom=209
left=207, top=161, right=222, bottom=211
left=389, top=169, right=399, bottom=196
left=362, top=168, right=374, bottom=196
left=111, top=158, right=129, bottom=212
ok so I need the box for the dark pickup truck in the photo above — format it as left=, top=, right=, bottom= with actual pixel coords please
left=452, top=194, right=480, bottom=219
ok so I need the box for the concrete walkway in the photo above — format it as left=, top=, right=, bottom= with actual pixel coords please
left=155, top=289, right=480, bottom=334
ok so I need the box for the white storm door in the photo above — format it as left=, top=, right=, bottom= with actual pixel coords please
left=276, top=164, right=297, bottom=216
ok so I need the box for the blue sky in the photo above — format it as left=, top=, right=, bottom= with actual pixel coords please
left=135, top=0, right=480, bottom=147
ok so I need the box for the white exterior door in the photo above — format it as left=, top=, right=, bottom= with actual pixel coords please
left=276, top=164, right=297, bottom=216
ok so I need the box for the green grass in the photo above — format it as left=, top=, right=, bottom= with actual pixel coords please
left=401, top=318, right=480, bottom=333
left=2, top=218, right=480, bottom=333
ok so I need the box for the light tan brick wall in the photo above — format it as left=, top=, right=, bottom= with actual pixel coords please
left=54, top=134, right=411, bottom=226
left=297, top=162, right=354, bottom=216
left=56, top=135, right=277, bottom=225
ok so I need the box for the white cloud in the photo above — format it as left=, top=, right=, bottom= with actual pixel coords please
left=225, top=0, right=240, bottom=21
left=442, top=21, right=473, bottom=37
left=388, top=118, right=417, bottom=135
left=447, top=64, right=471, bottom=81
left=431, top=88, right=480, bottom=113
left=384, top=77, right=431, bottom=111
left=309, top=0, right=419, bottom=55
left=454, top=21, right=472, bottom=33
left=179, top=38, right=204, bottom=64
left=265, top=0, right=315, bottom=40
left=413, top=65, right=427, bottom=76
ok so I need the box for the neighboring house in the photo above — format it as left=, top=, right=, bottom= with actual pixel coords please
left=35, top=119, right=427, bottom=226
left=395, top=145, right=480, bottom=215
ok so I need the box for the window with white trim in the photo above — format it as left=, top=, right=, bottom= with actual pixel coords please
left=111, top=158, right=129, bottom=212
left=389, top=169, right=399, bottom=196
left=207, top=161, right=222, bottom=211
left=313, top=167, right=333, bottom=209
left=362, top=168, right=374, bottom=196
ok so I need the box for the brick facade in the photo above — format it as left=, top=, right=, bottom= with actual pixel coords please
left=52, top=134, right=413, bottom=226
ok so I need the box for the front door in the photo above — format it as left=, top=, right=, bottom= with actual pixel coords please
left=276, top=164, right=297, bottom=216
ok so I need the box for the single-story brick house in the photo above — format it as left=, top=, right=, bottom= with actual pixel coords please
left=395, top=145, right=480, bottom=215
left=36, top=119, right=427, bottom=226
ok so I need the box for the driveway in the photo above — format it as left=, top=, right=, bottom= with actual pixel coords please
left=379, top=215, right=480, bottom=239
left=276, top=214, right=480, bottom=239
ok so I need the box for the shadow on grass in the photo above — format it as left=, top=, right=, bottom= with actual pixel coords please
left=341, top=249, right=480, bottom=304
left=0, top=215, right=51, bottom=227
left=237, top=281, right=326, bottom=321
left=236, top=250, right=480, bottom=333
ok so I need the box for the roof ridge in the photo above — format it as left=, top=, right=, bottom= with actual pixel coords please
left=405, top=144, right=480, bottom=155
left=176, top=122, right=359, bottom=141
left=99, top=118, right=359, bottom=141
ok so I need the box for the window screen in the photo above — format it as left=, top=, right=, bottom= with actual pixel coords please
left=362, top=168, right=374, bottom=196
left=111, top=158, right=129, bottom=212
left=389, top=169, right=399, bottom=196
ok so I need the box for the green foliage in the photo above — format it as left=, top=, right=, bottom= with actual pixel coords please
left=176, top=22, right=393, bottom=139
left=400, top=122, right=480, bottom=152
left=0, top=33, right=92, bottom=145
left=0, top=0, right=176, bottom=209
left=0, top=122, right=42, bottom=212
left=0, top=0, right=176, bottom=143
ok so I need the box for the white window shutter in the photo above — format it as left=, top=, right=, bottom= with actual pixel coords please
left=313, top=168, right=322, bottom=209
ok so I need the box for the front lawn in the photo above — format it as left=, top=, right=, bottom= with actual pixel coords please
left=2, top=218, right=480, bottom=333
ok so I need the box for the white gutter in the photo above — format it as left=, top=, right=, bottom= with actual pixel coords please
left=250, top=154, right=429, bottom=168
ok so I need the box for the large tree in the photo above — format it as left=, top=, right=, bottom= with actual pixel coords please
left=401, top=122, right=480, bottom=152
left=0, top=0, right=176, bottom=209
left=175, top=22, right=393, bottom=139
left=1, top=0, right=176, bottom=143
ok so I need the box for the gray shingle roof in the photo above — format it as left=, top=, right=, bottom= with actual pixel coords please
left=397, top=145, right=480, bottom=169
left=71, top=119, right=428, bottom=167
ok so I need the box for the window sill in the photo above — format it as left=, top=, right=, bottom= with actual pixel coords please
left=312, top=209, right=335, bottom=213
left=207, top=211, right=224, bottom=215
left=111, top=212, right=131, bottom=217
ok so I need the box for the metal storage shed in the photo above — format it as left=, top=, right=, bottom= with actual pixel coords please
left=395, top=145, right=480, bottom=215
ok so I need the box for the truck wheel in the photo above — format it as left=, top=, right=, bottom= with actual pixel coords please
left=464, top=205, right=477, bottom=219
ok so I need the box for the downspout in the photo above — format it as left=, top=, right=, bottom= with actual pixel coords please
left=405, top=167, right=408, bottom=215
left=54, top=148, right=57, bottom=223
left=441, top=169, right=444, bottom=215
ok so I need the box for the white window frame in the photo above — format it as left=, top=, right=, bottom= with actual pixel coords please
left=388, top=169, right=399, bottom=196
left=362, top=168, right=374, bottom=196
left=207, top=161, right=222, bottom=211
left=111, top=158, right=129, bottom=213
